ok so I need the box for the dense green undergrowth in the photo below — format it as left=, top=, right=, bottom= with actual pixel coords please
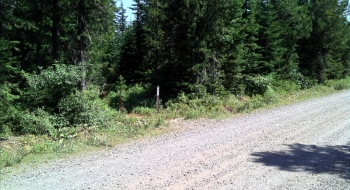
left=1, top=77, right=349, bottom=169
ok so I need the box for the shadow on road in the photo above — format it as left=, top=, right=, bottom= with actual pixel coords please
left=251, top=143, right=350, bottom=179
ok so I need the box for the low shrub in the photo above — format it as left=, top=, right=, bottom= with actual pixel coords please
left=133, top=107, right=156, bottom=116
left=58, top=88, right=116, bottom=129
left=271, top=80, right=301, bottom=94
left=263, top=86, right=278, bottom=105
left=325, top=78, right=350, bottom=90
left=109, top=84, right=155, bottom=112
left=0, top=147, right=25, bottom=168
left=14, top=108, right=55, bottom=135
left=290, top=69, right=313, bottom=89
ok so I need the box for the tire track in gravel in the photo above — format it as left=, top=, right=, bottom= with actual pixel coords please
left=1, top=90, right=350, bottom=190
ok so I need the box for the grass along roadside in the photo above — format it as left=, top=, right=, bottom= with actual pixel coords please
left=0, top=116, right=172, bottom=170
left=1, top=77, right=349, bottom=170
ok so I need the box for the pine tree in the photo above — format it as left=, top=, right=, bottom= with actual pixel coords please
left=117, top=2, right=128, bottom=33
left=256, top=0, right=285, bottom=75
left=52, top=0, right=60, bottom=61
left=103, top=2, right=129, bottom=84
left=240, top=0, right=264, bottom=95
left=7, top=1, right=52, bottom=71
left=270, top=0, right=311, bottom=78
left=0, top=0, right=21, bottom=135
left=221, top=0, right=263, bottom=95
left=152, top=0, right=197, bottom=98
left=49, top=0, right=117, bottom=90
left=298, top=0, right=349, bottom=83
left=118, top=0, right=148, bottom=85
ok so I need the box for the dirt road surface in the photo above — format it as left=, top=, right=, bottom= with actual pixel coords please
left=1, top=91, right=350, bottom=189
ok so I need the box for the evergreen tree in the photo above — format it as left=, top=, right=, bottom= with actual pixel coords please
left=256, top=0, right=285, bottom=75
left=0, top=0, right=22, bottom=135
left=118, top=0, right=148, bottom=85
left=52, top=0, right=60, bottom=61
left=117, top=2, right=128, bottom=33
left=253, top=0, right=313, bottom=89
left=151, top=0, right=195, bottom=98
left=8, top=1, right=52, bottom=71
left=103, top=2, right=128, bottom=84
left=198, top=0, right=244, bottom=95
left=241, top=0, right=264, bottom=95
left=298, top=0, right=349, bottom=83
left=0, top=39, right=21, bottom=135
left=82, top=0, right=118, bottom=88
left=221, top=0, right=264, bottom=95
left=273, top=0, right=311, bottom=78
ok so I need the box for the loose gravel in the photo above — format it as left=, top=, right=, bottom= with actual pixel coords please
left=1, top=90, right=350, bottom=190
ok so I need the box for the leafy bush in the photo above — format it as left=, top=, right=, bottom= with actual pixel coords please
left=50, top=127, right=78, bottom=140
left=22, top=64, right=84, bottom=109
left=290, top=69, right=313, bottom=89
left=4, top=64, right=116, bottom=136
left=245, top=75, right=272, bottom=96
left=109, top=84, right=155, bottom=112
left=13, top=108, right=55, bottom=135
left=263, top=86, right=278, bottom=105
left=58, top=88, right=116, bottom=128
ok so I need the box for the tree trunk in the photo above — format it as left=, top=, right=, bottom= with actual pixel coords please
left=52, top=0, right=60, bottom=61
left=78, top=0, right=87, bottom=91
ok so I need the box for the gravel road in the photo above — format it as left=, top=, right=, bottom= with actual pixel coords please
left=1, top=91, right=350, bottom=190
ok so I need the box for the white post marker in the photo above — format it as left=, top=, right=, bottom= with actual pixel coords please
left=156, top=86, right=160, bottom=113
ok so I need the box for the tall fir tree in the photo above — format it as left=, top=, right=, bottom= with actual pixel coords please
left=298, top=0, right=349, bottom=83
left=272, top=0, right=311, bottom=78
left=256, top=0, right=285, bottom=75
left=0, top=0, right=21, bottom=134
left=119, top=0, right=148, bottom=85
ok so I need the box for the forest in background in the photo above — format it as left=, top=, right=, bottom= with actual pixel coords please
left=1, top=0, right=350, bottom=137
